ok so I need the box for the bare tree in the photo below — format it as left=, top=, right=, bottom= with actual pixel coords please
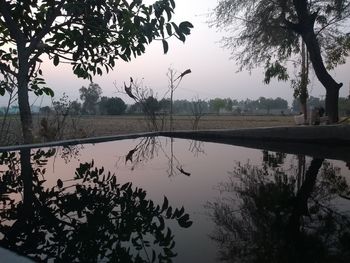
left=190, top=96, right=206, bottom=130
left=116, top=78, right=165, bottom=131
left=166, top=68, right=192, bottom=131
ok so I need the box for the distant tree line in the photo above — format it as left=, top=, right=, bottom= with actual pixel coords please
left=32, top=83, right=350, bottom=117
left=292, top=96, right=350, bottom=116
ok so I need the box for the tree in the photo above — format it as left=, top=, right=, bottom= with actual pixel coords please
left=293, top=95, right=325, bottom=113
left=172, top=99, right=192, bottom=114
left=159, top=98, right=171, bottom=112
left=209, top=98, right=226, bottom=114
left=0, top=0, right=193, bottom=143
left=208, top=157, right=350, bottom=262
left=212, top=0, right=350, bottom=123
left=39, top=106, right=52, bottom=115
left=224, top=98, right=233, bottom=112
left=70, top=100, right=81, bottom=115
left=292, top=39, right=310, bottom=121
left=99, top=96, right=126, bottom=115
left=337, top=97, right=350, bottom=116
left=0, top=150, right=193, bottom=262
left=190, top=97, right=207, bottom=130
left=119, top=79, right=164, bottom=130
left=166, top=68, right=191, bottom=131
left=79, top=83, right=102, bottom=115
left=143, top=96, right=160, bottom=114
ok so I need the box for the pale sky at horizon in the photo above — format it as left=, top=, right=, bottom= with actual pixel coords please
left=1, top=0, right=349, bottom=107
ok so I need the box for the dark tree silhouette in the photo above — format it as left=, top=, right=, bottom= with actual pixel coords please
left=208, top=156, right=350, bottom=262
left=0, top=148, right=193, bottom=262
left=212, top=0, right=350, bottom=123
left=0, top=0, right=193, bottom=143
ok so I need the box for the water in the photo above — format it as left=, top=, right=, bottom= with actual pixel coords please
left=0, top=136, right=349, bottom=262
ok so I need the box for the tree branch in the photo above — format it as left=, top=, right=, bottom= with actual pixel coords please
left=28, top=0, right=67, bottom=54
left=0, top=62, right=17, bottom=77
left=0, top=0, right=26, bottom=45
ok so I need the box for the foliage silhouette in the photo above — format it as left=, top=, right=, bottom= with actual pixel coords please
left=0, top=0, right=193, bottom=143
left=99, top=96, right=127, bottom=115
left=79, top=83, right=102, bottom=115
left=212, top=0, right=350, bottom=122
left=0, top=148, right=192, bottom=262
left=208, top=156, right=350, bottom=262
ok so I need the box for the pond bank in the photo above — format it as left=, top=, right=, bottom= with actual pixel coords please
left=162, top=124, right=350, bottom=145
left=1, top=125, right=349, bottom=160
left=162, top=125, right=350, bottom=161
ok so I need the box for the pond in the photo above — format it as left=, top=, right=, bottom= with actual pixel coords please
left=0, top=136, right=349, bottom=262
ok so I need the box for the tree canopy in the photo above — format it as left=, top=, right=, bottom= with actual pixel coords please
left=99, top=96, right=127, bottom=115
left=212, top=0, right=350, bottom=122
left=79, top=82, right=102, bottom=115
left=0, top=0, right=193, bottom=143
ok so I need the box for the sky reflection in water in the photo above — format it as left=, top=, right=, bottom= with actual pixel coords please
left=0, top=137, right=349, bottom=262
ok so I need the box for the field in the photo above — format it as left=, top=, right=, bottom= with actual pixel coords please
left=0, top=114, right=295, bottom=146
left=76, top=115, right=294, bottom=135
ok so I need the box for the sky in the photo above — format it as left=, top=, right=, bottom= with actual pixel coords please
left=1, top=0, right=350, bottom=107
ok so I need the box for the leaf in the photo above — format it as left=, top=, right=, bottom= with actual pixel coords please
left=166, top=207, right=172, bottom=218
left=161, top=196, right=168, bottom=212
left=53, top=54, right=59, bottom=66
left=179, top=21, right=193, bottom=35
left=57, top=179, right=63, bottom=189
left=43, top=87, right=55, bottom=97
left=179, top=21, right=193, bottom=30
left=178, top=33, right=186, bottom=42
left=171, top=206, right=184, bottom=219
left=162, top=39, right=169, bottom=54
left=97, top=67, right=102, bottom=76
left=169, top=0, right=175, bottom=8
left=166, top=23, right=172, bottom=36
left=178, top=214, right=193, bottom=228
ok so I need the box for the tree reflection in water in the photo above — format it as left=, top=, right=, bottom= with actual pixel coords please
left=0, top=148, right=192, bottom=262
left=123, top=137, right=200, bottom=177
left=208, top=155, right=350, bottom=263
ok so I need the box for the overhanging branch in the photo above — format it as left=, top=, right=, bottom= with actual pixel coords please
left=28, top=0, right=67, bottom=54
left=0, top=62, right=17, bottom=77
left=0, top=0, right=26, bottom=45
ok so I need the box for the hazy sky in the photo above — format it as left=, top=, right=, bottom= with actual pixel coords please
left=1, top=0, right=349, bottom=107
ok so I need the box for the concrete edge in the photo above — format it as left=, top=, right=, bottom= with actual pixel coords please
left=1, top=125, right=349, bottom=152
left=160, top=125, right=350, bottom=145
left=0, top=132, right=160, bottom=152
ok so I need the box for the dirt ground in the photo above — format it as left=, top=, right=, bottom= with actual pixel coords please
left=1, top=114, right=295, bottom=146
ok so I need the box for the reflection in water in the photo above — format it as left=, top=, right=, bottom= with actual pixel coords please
left=123, top=137, right=199, bottom=177
left=57, top=144, right=84, bottom=164
left=0, top=149, right=192, bottom=262
left=208, top=155, right=350, bottom=262
left=1, top=138, right=350, bottom=262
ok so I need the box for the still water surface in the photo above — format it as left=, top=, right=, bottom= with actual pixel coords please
left=0, top=136, right=349, bottom=262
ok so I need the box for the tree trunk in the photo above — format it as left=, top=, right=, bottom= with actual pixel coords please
left=20, top=148, right=33, bottom=216
left=325, top=86, right=339, bottom=123
left=300, top=40, right=308, bottom=122
left=287, top=158, right=324, bottom=234
left=302, top=29, right=341, bottom=123
left=17, top=58, right=34, bottom=144
left=292, top=0, right=342, bottom=123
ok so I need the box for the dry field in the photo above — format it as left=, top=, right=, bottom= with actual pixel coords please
left=77, top=115, right=295, bottom=135
left=1, top=114, right=295, bottom=146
